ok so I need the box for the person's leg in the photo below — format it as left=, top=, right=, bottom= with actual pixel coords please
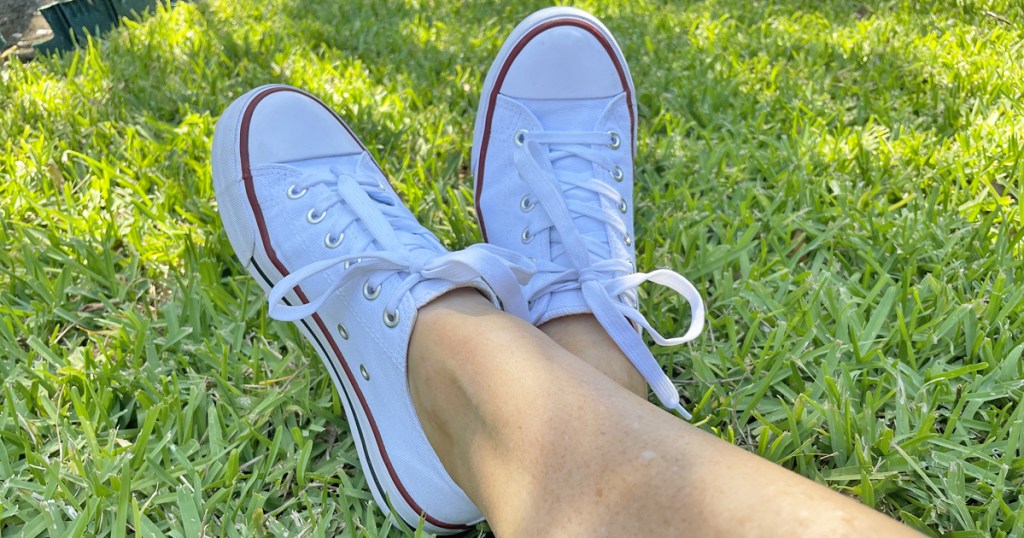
left=410, top=290, right=922, bottom=538
left=539, top=314, right=646, bottom=397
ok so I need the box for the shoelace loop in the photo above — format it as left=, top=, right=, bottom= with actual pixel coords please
left=266, top=159, right=533, bottom=324
left=514, top=130, right=705, bottom=419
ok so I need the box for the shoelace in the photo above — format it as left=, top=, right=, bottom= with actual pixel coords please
left=514, top=131, right=705, bottom=419
left=266, top=157, right=533, bottom=323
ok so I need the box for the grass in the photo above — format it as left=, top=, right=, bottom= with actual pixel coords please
left=0, top=0, right=1022, bottom=535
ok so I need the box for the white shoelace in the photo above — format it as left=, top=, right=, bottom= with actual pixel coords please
left=266, top=158, right=533, bottom=324
left=515, top=131, right=705, bottom=419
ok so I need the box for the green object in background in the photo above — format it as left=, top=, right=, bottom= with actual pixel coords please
left=59, top=0, right=118, bottom=43
left=36, top=0, right=176, bottom=54
left=36, top=3, right=76, bottom=54
left=109, top=0, right=157, bottom=19
left=37, top=0, right=117, bottom=53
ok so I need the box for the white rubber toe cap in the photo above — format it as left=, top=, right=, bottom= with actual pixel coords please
left=500, top=24, right=624, bottom=99
left=246, top=90, right=362, bottom=166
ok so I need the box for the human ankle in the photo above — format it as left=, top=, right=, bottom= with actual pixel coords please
left=540, top=315, right=647, bottom=397
left=407, top=288, right=502, bottom=486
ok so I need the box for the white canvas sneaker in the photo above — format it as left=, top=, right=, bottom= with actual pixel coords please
left=472, top=7, right=706, bottom=418
left=212, top=85, right=531, bottom=533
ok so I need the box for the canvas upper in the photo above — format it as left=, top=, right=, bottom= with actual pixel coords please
left=212, top=85, right=531, bottom=533
left=473, top=7, right=706, bottom=417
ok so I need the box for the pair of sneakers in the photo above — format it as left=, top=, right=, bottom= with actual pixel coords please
left=211, top=6, right=705, bottom=534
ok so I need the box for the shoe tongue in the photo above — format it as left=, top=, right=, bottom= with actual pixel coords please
left=518, top=96, right=615, bottom=176
left=517, top=96, right=618, bottom=268
left=351, top=157, right=443, bottom=259
left=284, top=153, right=436, bottom=257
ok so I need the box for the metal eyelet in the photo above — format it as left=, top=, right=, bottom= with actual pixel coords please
left=377, top=182, right=386, bottom=191
left=363, top=281, right=381, bottom=300
left=360, top=364, right=370, bottom=380
left=608, top=131, right=621, bottom=150
left=520, top=195, right=536, bottom=212
left=383, top=309, right=400, bottom=328
left=624, top=234, right=632, bottom=246
left=611, top=166, right=624, bottom=182
left=337, top=322, right=349, bottom=340
left=514, top=129, right=528, bottom=147
left=344, top=258, right=362, bottom=270
left=324, top=232, right=344, bottom=248
left=617, top=198, right=628, bottom=213
left=286, top=185, right=308, bottom=199
left=306, top=208, right=326, bottom=224
left=521, top=228, right=534, bottom=243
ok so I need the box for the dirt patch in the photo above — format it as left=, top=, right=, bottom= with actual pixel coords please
left=1, top=0, right=43, bottom=43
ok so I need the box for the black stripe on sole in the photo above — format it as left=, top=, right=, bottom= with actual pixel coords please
left=249, top=257, right=401, bottom=527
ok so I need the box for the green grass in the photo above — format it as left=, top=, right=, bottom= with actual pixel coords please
left=1, top=0, right=1022, bottom=535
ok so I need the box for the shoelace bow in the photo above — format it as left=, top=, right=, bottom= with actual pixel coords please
left=514, top=131, right=705, bottom=419
left=267, top=157, right=533, bottom=324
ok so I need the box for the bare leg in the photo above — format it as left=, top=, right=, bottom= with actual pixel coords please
left=409, top=290, right=922, bottom=538
left=540, top=314, right=646, bottom=397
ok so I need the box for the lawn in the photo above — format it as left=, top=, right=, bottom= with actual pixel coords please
left=1, top=0, right=1022, bottom=535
